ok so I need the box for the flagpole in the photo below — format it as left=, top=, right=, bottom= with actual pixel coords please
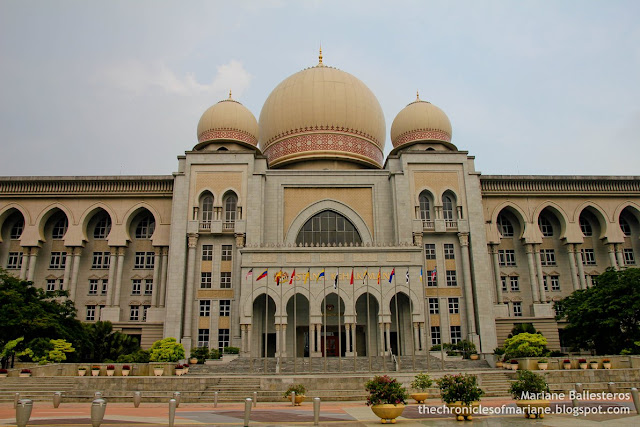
left=323, top=267, right=327, bottom=373
left=264, top=268, right=268, bottom=373
left=308, top=267, right=311, bottom=373
left=279, top=267, right=283, bottom=366
left=250, top=268, right=254, bottom=372
left=352, top=267, right=356, bottom=372
left=337, top=266, right=341, bottom=373
left=422, top=244, right=430, bottom=372
left=366, top=266, right=371, bottom=372
left=293, top=268, right=297, bottom=374
left=394, top=265, right=400, bottom=370
left=409, top=267, right=416, bottom=371
left=381, top=267, right=386, bottom=372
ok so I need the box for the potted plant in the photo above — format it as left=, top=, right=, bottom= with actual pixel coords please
left=578, top=358, right=587, bottom=370
left=153, top=366, right=164, bottom=376
left=589, top=360, right=597, bottom=370
left=78, top=367, right=87, bottom=376
left=190, top=347, right=209, bottom=365
left=469, top=352, right=479, bottom=360
left=183, top=363, right=189, bottom=374
left=510, top=359, right=519, bottom=370
left=563, top=359, right=571, bottom=370
left=410, top=373, right=432, bottom=404
left=283, top=384, right=306, bottom=406
left=121, top=365, right=131, bottom=376
left=509, top=369, right=550, bottom=419
left=0, top=368, right=8, bottom=378
left=365, top=375, right=408, bottom=423
left=19, top=368, right=31, bottom=378
left=537, top=359, right=548, bottom=370
left=174, top=364, right=184, bottom=376
left=91, top=366, right=100, bottom=376
left=436, top=373, right=484, bottom=421
left=106, top=365, right=115, bottom=376
left=602, top=358, right=611, bottom=369
left=494, top=348, right=505, bottom=368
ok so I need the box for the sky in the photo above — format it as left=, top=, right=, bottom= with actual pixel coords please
left=1, top=0, right=639, bottom=177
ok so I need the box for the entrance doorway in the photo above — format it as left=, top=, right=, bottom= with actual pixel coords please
left=321, top=336, right=339, bottom=357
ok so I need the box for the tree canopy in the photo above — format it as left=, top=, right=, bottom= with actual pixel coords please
left=555, top=268, right=640, bottom=355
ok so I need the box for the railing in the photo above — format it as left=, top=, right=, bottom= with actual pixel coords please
left=200, top=221, right=211, bottom=230
left=222, top=222, right=235, bottom=231
left=422, top=220, right=435, bottom=230
left=391, top=354, right=399, bottom=372
left=445, top=220, right=458, bottom=229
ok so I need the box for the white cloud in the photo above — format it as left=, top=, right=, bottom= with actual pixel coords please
left=98, top=59, right=252, bottom=99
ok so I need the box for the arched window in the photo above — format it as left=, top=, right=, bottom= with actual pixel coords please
left=10, top=219, right=24, bottom=239
left=620, top=217, right=631, bottom=236
left=201, top=195, right=213, bottom=223
left=135, top=215, right=155, bottom=239
left=579, top=216, right=592, bottom=237
left=538, top=216, right=553, bottom=237
left=497, top=214, right=514, bottom=237
left=419, top=191, right=432, bottom=220
left=94, top=214, right=112, bottom=239
left=296, top=210, right=362, bottom=246
left=442, top=195, right=455, bottom=220
left=224, top=193, right=237, bottom=223
left=52, top=217, right=68, bottom=239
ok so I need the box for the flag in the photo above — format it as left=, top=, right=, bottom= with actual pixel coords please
left=317, top=269, right=325, bottom=282
left=334, top=273, right=338, bottom=290
left=257, top=269, right=268, bottom=281
left=246, top=268, right=253, bottom=281
left=350, top=268, right=354, bottom=285
left=304, top=268, right=310, bottom=284
left=275, top=270, right=282, bottom=286
left=377, top=268, right=381, bottom=285
left=406, top=269, right=410, bottom=285
left=431, top=267, right=437, bottom=281
left=389, top=268, right=395, bottom=283
left=289, top=269, right=296, bottom=285
left=362, top=269, right=368, bottom=285
left=420, top=267, right=423, bottom=283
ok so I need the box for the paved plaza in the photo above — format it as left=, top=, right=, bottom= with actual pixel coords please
left=1, top=397, right=638, bottom=426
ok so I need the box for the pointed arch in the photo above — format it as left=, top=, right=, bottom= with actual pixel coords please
left=491, top=202, right=528, bottom=240
left=79, top=203, right=117, bottom=242
left=122, top=203, right=161, bottom=242
left=34, top=203, right=73, bottom=242
left=533, top=202, right=570, bottom=240
left=575, top=202, right=609, bottom=239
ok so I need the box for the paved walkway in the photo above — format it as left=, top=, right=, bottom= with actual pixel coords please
left=1, top=397, right=638, bottom=426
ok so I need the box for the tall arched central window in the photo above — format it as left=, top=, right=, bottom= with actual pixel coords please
left=419, top=191, right=432, bottom=221
left=201, top=194, right=213, bottom=223
left=224, top=193, right=237, bottom=223
left=443, top=195, right=455, bottom=220
left=296, top=210, right=362, bottom=246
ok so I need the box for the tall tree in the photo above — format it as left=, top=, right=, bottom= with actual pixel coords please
left=555, top=268, right=640, bottom=354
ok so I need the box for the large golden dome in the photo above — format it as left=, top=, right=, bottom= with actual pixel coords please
left=196, top=93, right=259, bottom=150
left=258, top=54, right=386, bottom=168
left=390, top=94, right=453, bottom=151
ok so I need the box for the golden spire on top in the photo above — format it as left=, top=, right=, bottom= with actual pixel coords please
left=318, top=45, right=323, bottom=66
left=228, top=90, right=233, bottom=100
left=416, top=90, right=420, bottom=101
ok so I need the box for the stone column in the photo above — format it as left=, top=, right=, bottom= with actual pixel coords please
left=351, top=323, right=356, bottom=354
left=525, top=244, right=540, bottom=303
left=419, top=322, right=426, bottom=353
left=113, top=247, right=125, bottom=307
left=182, top=233, right=199, bottom=342
left=275, top=324, right=281, bottom=357
left=19, top=247, right=29, bottom=280
left=345, top=324, right=351, bottom=353
left=385, top=323, right=391, bottom=355
left=413, top=322, right=420, bottom=352
left=246, top=324, right=252, bottom=355
left=607, top=243, right=618, bottom=269
left=575, top=248, right=586, bottom=289
left=160, top=247, right=168, bottom=307
left=69, top=247, right=82, bottom=300
left=315, top=324, right=321, bottom=355
left=62, top=250, right=72, bottom=292
left=26, top=247, right=38, bottom=282
left=565, top=244, right=580, bottom=291
left=534, top=245, right=547, bottom=303
left=379, top=322, right=385, bottom=354
left=615, top=244, right=625, bottom=269
left=151, top=248, right=161, bottom=307
left=240, top=325, right=246, bottom=354
left=280, top=324, right=287, bottom=357
left=458, top=233, right=477, bottom=335
left=106, top=249, right=117, bottom=306
left=491, top=244, right=503, bottom=304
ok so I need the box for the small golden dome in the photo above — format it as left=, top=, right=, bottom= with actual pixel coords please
left=390, top=97, right=453, bottom=150
left=196, top=95, right=259, bottom=150
left=258, top=61, right=386, bottom=168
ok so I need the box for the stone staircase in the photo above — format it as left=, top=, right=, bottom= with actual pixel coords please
left=0, top=377, right=77, bottom=403
left=478, top=371, right=515, bottom=397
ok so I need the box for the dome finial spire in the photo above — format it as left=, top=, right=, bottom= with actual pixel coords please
left=416, top=90, right=420, bottom=101
left=318, top=44, right=323, bottom=66
left=228, top=89, right=233, bottom=100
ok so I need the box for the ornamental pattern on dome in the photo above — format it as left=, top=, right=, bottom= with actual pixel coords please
left=197, top=128, right=258, bottom=146
left=390, top=97, right=452, bottom=149
left=196, top=96, right=259, bottom=149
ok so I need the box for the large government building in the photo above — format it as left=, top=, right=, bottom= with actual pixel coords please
left=1, top=52, right=639, bottom=363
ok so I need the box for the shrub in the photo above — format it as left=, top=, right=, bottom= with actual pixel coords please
left=509, top=370, right=549, bottom=400
left=493, top=347, right=505, bottom=356
left=365, top=375, right=408, bottom=406
left=122, top=365, right=131, bottom=370
left=578, top=358, right=587, bottom=364
left=149, top=338, right=185, bottom=362
left=0, top=368, right=7, bottom=373
left=175, top=364, right=184, bottom=369
left=538, top=358, right=547, bottom=363
left=590, top=360, right=597, bottom=364
left=549, top=350, right=565, bottom=357
left=563, top=359, right=570, bottom=364
left=430, top=344, right=441, bottom=351
left=223, top=346, right=240, bottom=354
left=20, top=369, right=31, bottom=374
left=283, top=384, right=307, bottom=398
left=209, top=349, right=221, bottom=360
left=410, top=373, right=433, bottom=392
left=78, top=367, right=87, bottom=371
left=510, top=359, right=519, bottom=364
left=504, top=333, right=548, bottom=358
left=92, top=366, right=100, bottom=370
left=190, top=346, right=210, bottom=363
left=106, top=365, right=115, bottom=370
left=602, top=358, right=611, bottom=363
left=436, top=374, right=484, bottom=406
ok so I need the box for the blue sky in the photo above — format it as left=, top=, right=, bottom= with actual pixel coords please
left=1, top=0, right=638, bottom=176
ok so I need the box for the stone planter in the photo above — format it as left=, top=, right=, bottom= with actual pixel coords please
left=370, top=403, right=405, bottom=423
left=537, top=363, right=548, bottom=371
left=590, top=363, right=598, bottom=370
left=470, top=354, right=479, bottom=360
left=446, top=401, right=479, bottom=421
left=19, top=373, right=31, bottom=378
left=496, top=361, right=503, bottom=368
left=78, top=369, right=87, bottom=376
left=410, top=392, right=429, bottom=404
left=91, top=369, right=100, bottom=377
left=153, top=368, right=164, bottom=377
left=175, top=369, right=184, bottom=376
left=516, top=399, right=550, bottom=419
left=579, top=363, right=587, bottom=370
left=603, top=362, right=612, bottom=369
left=511, top=363, right=519, bottom=370
left=189, top=358, right=198, bottom=365
left=122, top=370, right=130, bottom=377
left=563, top=363, right=571, bottom=370
left=106, top=370, right=115, bottom=377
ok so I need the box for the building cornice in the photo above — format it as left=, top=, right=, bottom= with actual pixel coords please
left=0, top=176, right=174, bottom=197
left=480, top=175, right=640, bottom=196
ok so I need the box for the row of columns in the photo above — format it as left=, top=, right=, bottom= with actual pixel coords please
left=491, top=241, right=629, bottom=304
left=16, top=245, right=168, bottom=309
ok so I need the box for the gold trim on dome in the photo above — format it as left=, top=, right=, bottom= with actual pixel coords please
left=197, top=128, right=258, bottom=145
left=263, top=125, right=382, bottom=149
left=392, top=128, right=452, bottom=146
